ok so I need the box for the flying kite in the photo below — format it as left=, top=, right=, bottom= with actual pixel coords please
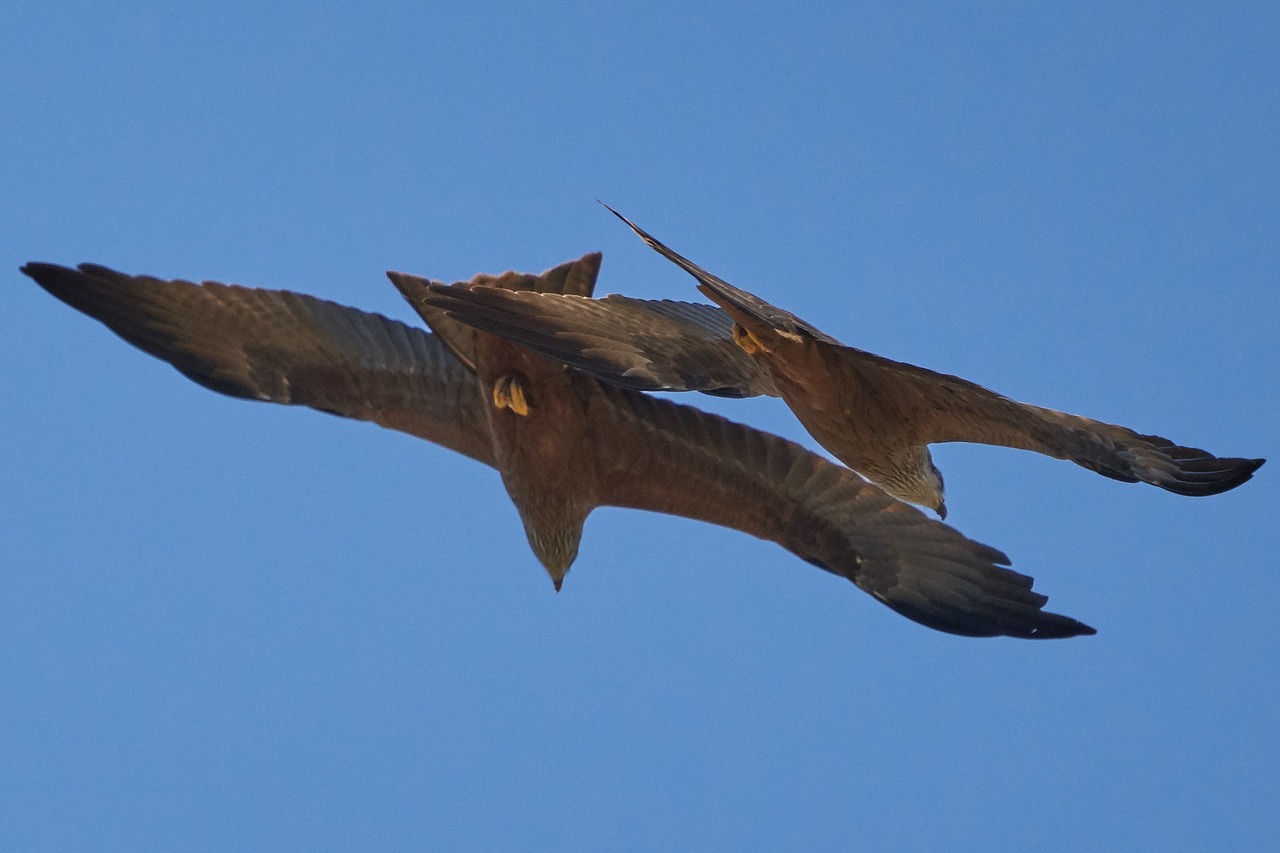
left=21, top=257, right=1089, bottom=638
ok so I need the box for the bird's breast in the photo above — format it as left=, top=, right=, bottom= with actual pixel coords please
left=474, top=336, right=598, bottom=493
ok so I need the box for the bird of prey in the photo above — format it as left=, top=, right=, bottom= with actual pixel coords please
left=421, top=207, right=1264, bottom=518
left=21, top=256, right=1092, bottom=639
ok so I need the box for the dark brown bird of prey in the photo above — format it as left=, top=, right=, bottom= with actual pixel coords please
left=421, top=207, right=1264, bottom=518
left=22, top=256, right=1093, bottom=639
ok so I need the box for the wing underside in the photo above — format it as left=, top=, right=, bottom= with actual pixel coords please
left=23, top=262, right=496, bottom=466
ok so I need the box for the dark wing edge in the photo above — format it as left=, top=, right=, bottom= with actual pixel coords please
left=22, top=262, right=495, bottom=467
left=807, top=338, right=1264, bottom=498
left=584, top=379, right=1093, bottom=639
left=1020, top=403, right=1265, bottom=497
left=422, top=284, right=778, bottom=398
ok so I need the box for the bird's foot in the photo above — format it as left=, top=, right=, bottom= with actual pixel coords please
left=492, top=373, right=531, bottom=416
left=732, top=323, right=770, bottom=355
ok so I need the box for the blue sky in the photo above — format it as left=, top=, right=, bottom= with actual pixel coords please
left=2, top=2, right=1276, bottom=849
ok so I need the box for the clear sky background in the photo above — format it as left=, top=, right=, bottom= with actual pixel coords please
left=2, top=2, right=1276, bottom=850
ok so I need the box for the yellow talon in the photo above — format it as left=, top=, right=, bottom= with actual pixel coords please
left=732, top=324, right=767, bottom=355
left=507, top=379, right=530, bottom=415
left=492, top=374, right=531, bottom=416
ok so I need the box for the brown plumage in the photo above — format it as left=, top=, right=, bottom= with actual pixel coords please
left=21, top=256, right=1093, bottom=638
left=420, top=206, right=1264, bottom=517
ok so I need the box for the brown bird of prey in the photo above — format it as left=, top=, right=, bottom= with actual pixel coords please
left=421, top=206, right=1264, bottom=518
left=21, top=256, right=1093, bottom=639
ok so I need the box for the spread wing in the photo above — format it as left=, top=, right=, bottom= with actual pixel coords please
left=22, top=262, right=495, bottom=466
left=817, top=341, right=1265, bottom=497
left=585, top=381, right=1093, bottom=639
left=423, top=283, right=777, bottom=398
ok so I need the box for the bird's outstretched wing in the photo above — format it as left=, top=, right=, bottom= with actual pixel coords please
left=22, top=262, right=495, bottom=465
left=423, top=283, right=777, bottom=398
left=585, top=379, right=1093, bottom=639
left=807, top=340, right=1265, bottom=497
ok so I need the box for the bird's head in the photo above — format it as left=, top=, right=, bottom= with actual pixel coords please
left=512, top=494, right=589, bottom=592
left=926, top=457, right=947, bottom=519
left=926, top=455, right=947, bottom=514
left=881, top=446, right=947, bottom=520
